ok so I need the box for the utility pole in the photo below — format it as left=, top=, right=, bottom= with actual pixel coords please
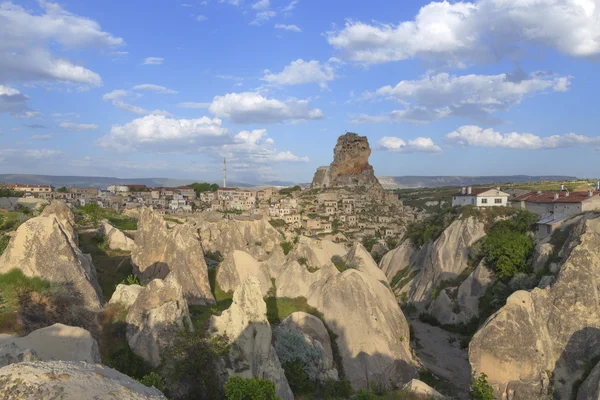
left=223, top=158, right=227, bottom=188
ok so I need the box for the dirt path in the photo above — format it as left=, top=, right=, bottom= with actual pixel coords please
left=410, top=318, right=471, bottom=399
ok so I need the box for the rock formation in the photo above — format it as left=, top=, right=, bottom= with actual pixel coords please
left=217, top=250, right=272, bottom=295
left=469, top=215, right=600, bottom=399
left=345, top=242, right=389, bottom=284
left=311, top=132, right=382, bottom=190
left=109, top=284, right=144, bottom=309
left=0, top=213, right=103, bottom=310
left=194, top=214, right=281, bottom=261
left=40, top=201, right=78, bottom=245
left=132, top=207, right=214, bottom=305
left=577, top=360, right=600, bottom=400
left=401, top=379, right=446, bottom=399
left=126, top=276, right=193, bottom=367
left=210, top=277, right=294, bottom=400
left=0, top=361, right=166, bottom=399
left=306, top=269, right=417, bottom=389
left=100, top=222, right=135, bottom=252
left=0, top=324, right=100, bottom=367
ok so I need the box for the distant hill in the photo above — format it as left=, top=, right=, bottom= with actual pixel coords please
left=0, top=174, right=255, bottom=189
left=377, top=175, right=579, bottom=189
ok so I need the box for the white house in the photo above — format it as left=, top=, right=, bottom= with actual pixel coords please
left=452, top=187, right=510, bottom=207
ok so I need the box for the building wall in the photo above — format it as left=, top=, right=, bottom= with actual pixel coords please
left=452, top=196, right=476, bottom=206
left=476, top=196, right=508, bottom=207
left=525, top=202, right=554, bottom=215
left=582, top=196, right=600, bottom=212
left=553, top=202, right=582, bottom=217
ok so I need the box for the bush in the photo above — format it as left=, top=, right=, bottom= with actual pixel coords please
left=297, top=257, right=308, bottom=266
left=269, top=219, right=286, bottom=228
left=319, top=379, right=353, bottom=399
left=362, top=236, right=378, bottom=252
left=205, top=250, right=224, bottom=262
left=404, top=205, right=460, bottom=247
left=275, top=327, right=324, bottom=383
left=0, top=234, right=10, bottom=256
left=470, top=373, right=496, bottom=400
left=121, top=274, right=141, bottom=286
left=481, top=218, right=534, bottom=280
left=225, top=376, right=277, bottom=400
left=139, top=372, right=166, bottom=392
left=280, top=241, right=293, bottom=256
left=80, top=203, right=103, bottom=227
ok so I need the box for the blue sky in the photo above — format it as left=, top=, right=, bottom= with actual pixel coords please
left=0, top=0, right=599, bottom=183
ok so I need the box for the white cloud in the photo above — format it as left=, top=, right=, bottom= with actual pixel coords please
left=60, top=122, right=98, bottom=130
left=102, top=89, right=129, bottom=101
left=132, top=84, right=178, bottom=94
left=447, top=125, right=600, bottom=150
left=0, top=85, right=30, bottom=114
left=377, top=136, right=442, bottom=153
left=196, top=15, right=207, bottom=21
left=31, top=134, right=53, bottom=140
left=218, top=129, right=309, bottom=163
left=250, top=10, right=276, bottom=26
left=13, top=111, right=41, bottom=120
left=143, top=57, right=164, bottom=65
left=178, top=102, right=211, bottom=109
left=262, top=59, right=335, bottom=88
left=282, top=0, right=298, bottom=15
left=252, top=0, right=270, bottom=10
left=209, top=91, right=324, bottom=124
left=97, top=115, right=229, bottom=152
left=350, top=114, right=391, bottom=124
left=368, top=71, right=570, bottom=123
left=326, top=0, right=600, bottom=65
left=0, top=148, right=62, bottom=159
left=0, top=1, right=122, bottom=86
left=51, top=112, right=80, bottom=119
left=274, top=24, right=301, bottom=32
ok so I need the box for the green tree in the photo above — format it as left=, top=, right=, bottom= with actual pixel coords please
left=139, top=372, right=166, bottom=393
left=80, top=203, right=103, bottom=227
left=482, top=218, right=534, bottom=280
left=470, top=373, right=496, bottom=400
left=57, top=187, right=68, bottom=193
left=362, top=235, right=378, bottom=252
left=225, top=376, right=278, bottom=400
left=0, top=187, right=23, bottom=198
left=190, top=182, right=219, bottom=197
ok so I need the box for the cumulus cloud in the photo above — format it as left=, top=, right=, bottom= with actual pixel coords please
left=377, top=136, right=442, bottom=153
left=367, top=71, right=570, bottom=123
left=262, top=59, right=336, bottom=88
left=0, top=1, right=122, bottom=86
left=97, top=115, right=229, bottom=152
left=60, top=122, right=99, bottom=130
left=0, top=85, right=30, bottom=114
left=252, top=0, right=270, bottom=10
left=209, top=91, right=324, bottom=124
left=275, top=24, right=301, bottom=32
left=102, top=89, right=129, bottom=101
left=446, top=125, right=600, bottom=150
left=102, top=89, right=172, bottom=115
left=143, top=57, right=164, bottom=65
left=326, top=0, right=600, bottom=65
left=217, top=129, right=309, bottom=163
left=250, top=10, right=276, bottom=26
left=132, top=84, right=178, bottom=94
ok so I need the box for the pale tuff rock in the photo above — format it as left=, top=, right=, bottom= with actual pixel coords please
left=409, top=217, right=486, bottom=306
left=126, top=276, right=193, bottom=367
left=311, top=132, right=382, bottom=191
left=100, top=222, right=135, bottom=252
left=345, top=242, right=389, bottom=283
left=0, top=197, right=48, bottom=212
left=307, top=269, right=417, bottom=389
left=132, top=207, right=214, bottom=306
left=289, top=236, right=347, bottom=270
left=577, top=359, right=600, bottom=400
left=194, top=214, right=281, bottom=261
left=0, top=361, right=167, bottom=399
left=401, top=379, right=446, bottom=399
left=533, top=241, right=554, bottom=273
left=210, top=277, right=294, bottom=400
left=379, top=239, right=423, bottom=296
left=469, top=215, right=600, bottom=400
left=109, top=284, right=144, bottom=309
left=0, top=215, right=103, bottom=310
left=0, top=324, right=100, bottom=367
left=275, top=312, right=338, bottom=381
left=40, top=201, right=78, bottom=245
left=0, top=343, right=38, bottom=367
left=428, top=261, right=495, bottom=325
left=217, top=250, right=272, bottom=295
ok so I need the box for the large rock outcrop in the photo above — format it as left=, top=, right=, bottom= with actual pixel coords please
left=132, top=207, right=214, bottom=305
left=409, top=217, right=486, bottom=306
left=306, top=269, right=417, bottom=389
left=469, top=215, right=600, bottom=399
left=311, top=132, right=382, bottom=190
left=217, top=250, right=272, bottom=295
left=194, top=214, right=281, bottom=261
left=0, top=324, right=100, bottom=367
left=0, top=213, right=103, bottom=310
left=210, top=277, right=293, bottom=400
left=577, top=360, right=600, bottom=400
left=109, top=284, right=144, bottom=309
left=40, top=201, right=78, bottom=245
left=0, top=361, right=166, bottom=399
left=126, top=276, right=192, bottom=367
left=100, top=222, right=135, bottom=252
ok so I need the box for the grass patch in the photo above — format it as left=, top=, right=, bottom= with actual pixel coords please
left=190, top=267, right=234, bottom=334
left=107, top=215, right=137, bottom=231
left=269, top=219, right=286, bottom=228
left=280, top=241, right=293, bottom=256
left=390, top=267, right=417, bottom=292
left=265, top=296, right=323, bottom=325
left=0, top=234, right=9, bottom=256
left=331, top=255, right=357, bottom=273
left=164, top=217, right=184, bottom=224
left=430, top=266, right=474, bottom=300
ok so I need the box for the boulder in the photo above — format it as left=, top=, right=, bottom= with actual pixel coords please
left=132, top=207, right=214, bottom=306
left=267, top=258, right=338, bottom=299
left=0, top=361, right=166, bottom=399
left=40, top=200, right=78, bottom=245
left=0, top=215, right=103, bottom=309
left=577, top=359, right=600, bottom=400
left=275, top=312, right=338, bottom=381
left=533, top=242, right=554, bottom=272
left=307, top=269, right=417, bottom=389
left=100, top=222, right=135, bottom=251
left=0, top=343, right=38, bottom=367
left=401, top=379, right=445, bottom=399
left=195, top=215, right=281, bottom=261
left=126, top=276, right=192, bottom=367
left=469, top=215, right=600, bottom=399
left=210, top=277, right=293, bottom=400
left=217, top=250, right=272, bottom=295
left=0, top=324, right=100, bottom=367
left=409, top=217, right=486, bottom=306
left=109, top=284, right=144, bottom=308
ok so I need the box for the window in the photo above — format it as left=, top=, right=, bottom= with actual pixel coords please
left=495, top=198, right=503, bottom=204
left=481, top=198, right=488, bottom=204
left=546, top=225, right=551, bottom=235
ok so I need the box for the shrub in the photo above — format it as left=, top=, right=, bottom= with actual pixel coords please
left=362, top=236, right=378, bottom=252
left=404, top=205, right=460, bottom=247
left=205, top=250, right=224, bottom=262
left=385, top=236, right=399, bottom=250
left=107, top=343, right=152, bottom=380
left=225, top=376, right=277, bottom=400
left=297, top=257, right=308, bottom=266
left=121, top=274, right=141, bottom=286
left=481, top=219, right=534, bottom=280
left=80, top=203, right=103, bottom=227
left=275, top=327, right=324, bottom=382
left=255, top=241, right=262, bottom=246
left=470, top=373, right=496, bottom=400
left=0, top=234, right=10, bottom=256
left=269, top=219, right=286, bottom=228
left=139, top=372, right=166, bottom=392
left=280, top=241, right=293, bottom=256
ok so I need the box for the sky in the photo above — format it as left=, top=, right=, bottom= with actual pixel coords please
left=0, top=0, right=599, bottom=184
